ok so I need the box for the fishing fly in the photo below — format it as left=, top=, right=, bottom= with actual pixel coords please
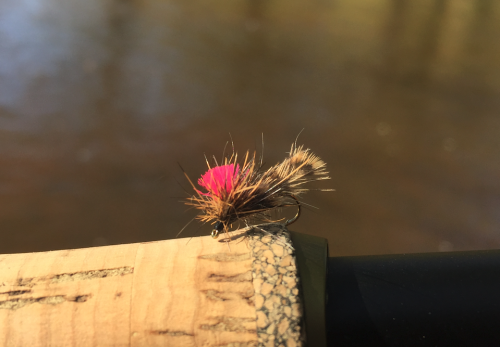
left=180, top=136, right=333, bottom=240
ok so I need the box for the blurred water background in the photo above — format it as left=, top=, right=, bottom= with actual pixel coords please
left=1, top=0, right=500, bottom=256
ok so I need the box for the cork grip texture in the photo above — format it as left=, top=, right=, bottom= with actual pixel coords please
left=248, top=224, right=305, bottom=347
left=0, top=225, right=303, bottom=346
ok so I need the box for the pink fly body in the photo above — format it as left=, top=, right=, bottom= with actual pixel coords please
left=197, top=164, right=240, bottom=199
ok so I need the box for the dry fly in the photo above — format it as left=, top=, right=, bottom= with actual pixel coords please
left=180, top=137, right=333, bottom=240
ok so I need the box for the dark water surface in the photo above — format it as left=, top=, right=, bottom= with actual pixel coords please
left=1, top=0, right=500, bottom=256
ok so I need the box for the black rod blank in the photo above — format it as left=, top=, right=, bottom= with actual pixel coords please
left=326, top=250, right=500, bottom=346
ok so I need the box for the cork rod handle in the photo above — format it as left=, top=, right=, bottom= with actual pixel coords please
left=0, top=224, right=324, bottom=347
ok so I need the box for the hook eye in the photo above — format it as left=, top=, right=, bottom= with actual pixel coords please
left=212, top=221, right=224, bottom=239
